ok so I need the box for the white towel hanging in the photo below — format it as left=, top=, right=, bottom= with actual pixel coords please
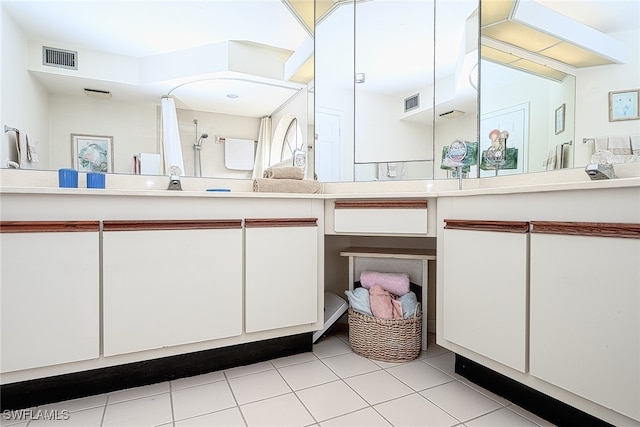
left=224, top=138, right=255, bottom=170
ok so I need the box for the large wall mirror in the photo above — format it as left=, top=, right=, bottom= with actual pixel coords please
left=1, top=1, right=313, bottom=178
left=315, top=0, right=479, bottom=182
left=478, top=0, right=639, bottom=178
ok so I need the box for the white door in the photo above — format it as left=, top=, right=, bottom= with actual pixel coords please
left=315, top=111, right=341, bottom=182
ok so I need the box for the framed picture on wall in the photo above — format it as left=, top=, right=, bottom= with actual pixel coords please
left=71, top=134, right=113, bottom=172
left=609, top=89, right=640, bottom=121
left=555, top=104, right=565, bottom=135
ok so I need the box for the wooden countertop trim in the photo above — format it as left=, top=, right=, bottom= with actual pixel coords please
left=244, top=218, right=318, bottom=228
left=103, top=219, right=242, bottom=231
left=335, top=199, right=427, bottom=209
left=444, top=219, right=530, bottom=233
left=0, top=221, right=100, bottom=233
left=531, top=221, right=640, bottom=239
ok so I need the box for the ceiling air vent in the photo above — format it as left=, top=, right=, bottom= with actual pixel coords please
left=43, top=46, right=77, bottom=70
left=404, top=94, right=420, bottom=113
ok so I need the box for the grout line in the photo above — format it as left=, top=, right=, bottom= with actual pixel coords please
left=168, top=381, right=176, bottom=427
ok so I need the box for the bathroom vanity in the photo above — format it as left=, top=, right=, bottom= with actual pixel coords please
left=437, top=182, right=640, bottom=426
left=1, top=170, right=639, bottom=427
left=0, top=184, right=325, bottom=409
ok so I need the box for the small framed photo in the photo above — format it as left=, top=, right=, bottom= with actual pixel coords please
left=555, top=104, right=565, bottom=135
left=71, top=134, right=113, bottom=172
left=609, top=89, right=640, bottom=121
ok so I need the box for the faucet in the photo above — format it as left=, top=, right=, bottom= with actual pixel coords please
left=167, top=166, right=183, bottom=190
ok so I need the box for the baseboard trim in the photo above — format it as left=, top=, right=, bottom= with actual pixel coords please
left=455, top=354, right=615, bottom=427
left=1, top=333, right=311, bottom=411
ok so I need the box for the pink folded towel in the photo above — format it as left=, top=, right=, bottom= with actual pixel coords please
left=360, top=271, right=410, bottom=296
left=369, top=285, right=403, bottom=320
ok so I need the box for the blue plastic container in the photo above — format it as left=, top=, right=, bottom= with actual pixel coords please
left=58, top=168, right=78, bottom=188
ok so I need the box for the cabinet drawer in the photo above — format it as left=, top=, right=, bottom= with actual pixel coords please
left=334, top=199, right=427, bottom=235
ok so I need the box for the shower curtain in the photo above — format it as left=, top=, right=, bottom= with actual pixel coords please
left=252, top=117, right=272, bottom=179
left=161, top=96, right=185, bottom=176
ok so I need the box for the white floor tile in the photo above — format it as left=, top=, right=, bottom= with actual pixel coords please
left=319, top=407, right=392, bottom=427
left=241, top=392, right=315, bottom=427
left=312, top=336, right=353, bottom=359
left=170, top=370, right=225, bottom=390
left=172, top=381, right=237, bottom=422
left=374, top=393, right=459, bottom=427
left=174, top=407, right=245, bottom=427
left=321, top=352, right=381, bottom=378
left=296, top=380, right=368, bottom=422
left=465, top=407, right=540, bottom=426
left=228, top=369, right=291, bottom=405
left=224, top=361, right=274, bottom=379
left=386, top=360, right=455, bottom=391
left=36, top=394, right=108, bottom=413
left=420, top=343, right=452, bottom=360
left=271, top=351, right=319, bottom=368
left=107, top=382, right=170, bottom=404
left=102, top=393, right=172, bottom=427
left=26, top=407, right=104, bottom=427
left=344, top=370, right=414, bottom=405
left=0, top=415, right=28, bottom=427
left=420, top=380, right=502, bottom=422
left=457, top=378, right=512, bottom=406
left=507, top=405, right=558, bottom=427
left=423, top=352, right=460, bottom=378
left=278, top=360, right=339, bottom=390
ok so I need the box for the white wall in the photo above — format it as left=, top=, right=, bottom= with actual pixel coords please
left=49, top=95, right=158, bottom=174
left=1, top=7, right=49, bottom=169
left=574, top=29, right=640, bottom=167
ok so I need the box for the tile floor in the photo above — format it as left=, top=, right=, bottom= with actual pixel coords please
left=1, top=326, right=556, bottom=427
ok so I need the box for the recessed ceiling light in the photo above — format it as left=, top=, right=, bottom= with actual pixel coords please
left=227, top=94, right=239, bottom=99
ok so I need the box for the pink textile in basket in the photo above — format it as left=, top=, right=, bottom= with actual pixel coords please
left=360, top=271, right=410, bottom=296
left=369, top=285, right=403, bottom=319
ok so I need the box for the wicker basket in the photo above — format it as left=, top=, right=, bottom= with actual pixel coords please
left=348, top=306, right=422, bottom=362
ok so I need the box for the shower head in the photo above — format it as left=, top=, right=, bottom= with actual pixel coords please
left=196, top=133, right=209, bottom=147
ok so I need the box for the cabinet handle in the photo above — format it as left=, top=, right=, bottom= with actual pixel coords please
left=335, top=199, right=427, bottom=209
left=531, top=221, right=640, bottom=239
left=444, top=219, right=530, bottom=233
left=0, top=221, right=100, bottom=233
left=102, top=220, right=242, bottom=231
left=244, top=218, right=317, bottom=228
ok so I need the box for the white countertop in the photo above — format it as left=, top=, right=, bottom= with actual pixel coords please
left=1, top=168, right=639, bottom=200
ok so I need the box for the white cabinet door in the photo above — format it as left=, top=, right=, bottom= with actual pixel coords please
left=103, top=220, right=243, bottom=356
left=442, top=220, right=529, bottom=373
left=530, top=222, right=640, bottom=422
left=1, top=222, right=100, bottom=372
left=245, top=218, right=318, bottom=333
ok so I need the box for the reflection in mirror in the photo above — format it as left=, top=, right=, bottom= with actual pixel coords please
left=1, top=1, right=313, bottom=179
left=479, top=0, right=640, bottom=177
left=315, top=0, right=437, bottom=182
left=433, top=0, right=479, bottom=180
left=315, top=0, right=480, bottom=182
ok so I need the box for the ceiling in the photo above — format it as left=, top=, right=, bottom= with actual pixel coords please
left=3, top=1, right=635, bottom=118
left=2, top=0, right=311, bottom=117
